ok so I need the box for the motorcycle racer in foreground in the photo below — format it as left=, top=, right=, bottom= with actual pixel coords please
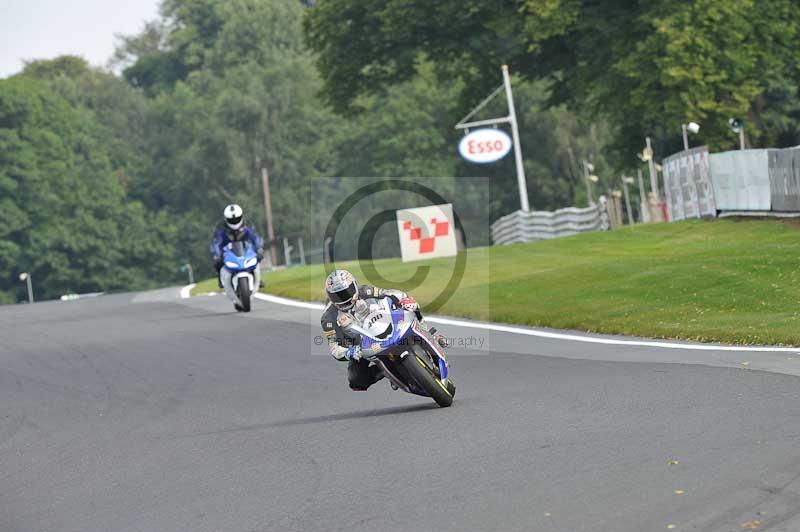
left=321, top=269, right=448, bottom=391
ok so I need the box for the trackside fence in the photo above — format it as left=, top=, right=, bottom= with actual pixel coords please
left=491, top=205, right=609, bottom=245
left=662, top=146, right=717, bottom=221
left=663, top=145, right=800, bottom=218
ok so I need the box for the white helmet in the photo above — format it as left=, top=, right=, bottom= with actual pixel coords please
left=223, top=204, right=244, bottom=230
left=325, top=269, right=359, bottom=311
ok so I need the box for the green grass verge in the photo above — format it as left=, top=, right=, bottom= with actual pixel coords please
left=192, top=277, right=223, bottom=296
left=194, top=219, right=800, bottom=346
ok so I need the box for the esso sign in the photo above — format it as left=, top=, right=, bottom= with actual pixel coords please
left=458, top=128, right=512, bottom=164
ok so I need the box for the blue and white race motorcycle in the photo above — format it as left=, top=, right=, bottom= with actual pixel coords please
left=350, top=297, right=455, bottom=407
left=220, top=241, right=260, bottom=312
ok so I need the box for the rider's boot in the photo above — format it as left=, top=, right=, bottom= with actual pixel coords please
left=348, top=359, right=383, bottom=391
left=434, top=333, right=449, bottom=349
left=426, top=326, right=449, bottom=349
left=370, top=364, right=385, bottom=384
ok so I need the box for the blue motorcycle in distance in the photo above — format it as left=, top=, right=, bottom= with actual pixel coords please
left=220, top=241, right=261, bottom=312
left=349, top=297, right=455, bottom=407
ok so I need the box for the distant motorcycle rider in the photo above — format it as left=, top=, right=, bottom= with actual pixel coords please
left=321, top=269, right=448, bottom=391
left=209, top=204, right=265, bottom=288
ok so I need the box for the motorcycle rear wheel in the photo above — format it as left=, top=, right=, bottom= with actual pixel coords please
left=401, top=351, right=453, bottom=408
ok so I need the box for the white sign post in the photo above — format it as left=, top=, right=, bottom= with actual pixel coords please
left=455, top=65, right=530, bottom=212
left=396, top=204, right=458, bottom=263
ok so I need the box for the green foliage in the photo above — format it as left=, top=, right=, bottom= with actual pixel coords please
left=606, top=0, right=800, bottom=156
left=47, top=0, right=614, bottom=284
left=305, top=0, right=800, bottom=162
left=119, top=0, right=342, bottom=274
left=304, top=0, right=533, bottom=115
left=0, top=62, right=181, bottom=302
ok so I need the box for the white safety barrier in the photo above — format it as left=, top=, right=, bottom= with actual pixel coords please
left=710, top=149, right=771, bottom=212
left=769, top=146, right=800, bottom=211
left=661, top=146, right=800, bottom=217
left=663, top=146, right=717, bottom=220
left=491, top=205, right=609, bottom=245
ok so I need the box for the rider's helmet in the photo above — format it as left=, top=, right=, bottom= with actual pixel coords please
left=325, top=269, right=359, bottom=311
left=223, top=204, right=244, bottom=230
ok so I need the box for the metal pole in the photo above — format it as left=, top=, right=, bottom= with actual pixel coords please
left=603, top=192, right=617, bottom=229
left=621, top=178, right=634, bottom=225
left=323, top=236, right=333, bottom=265
left=283, top=237, right=292, bottom=267
left=297, top=237, right=306, bottom=266
left=261, top=167, right=278, bottom=266
left=637, top=169, right=649, bottom=223
left=614, top=191, right=623, bottom=227
left=26, top=275, right=33, bottom=303
left=681, top=124, right=689, bottom=151
left=502, top=65, right=530, bottom=212
left=739, top=127, right=745, bottom=150
left=582, top=160, right=594, bottom=206
left=186, top=263, right=195, bottom=284
left=646, top=136, right=659, bottom=201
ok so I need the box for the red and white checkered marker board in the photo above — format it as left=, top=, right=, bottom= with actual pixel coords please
left=395, top=204, right=457, bottom=263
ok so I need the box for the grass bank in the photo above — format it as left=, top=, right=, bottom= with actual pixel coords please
left=194, top=219, right=800, bottom=345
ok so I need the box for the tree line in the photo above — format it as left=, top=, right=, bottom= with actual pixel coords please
left=2, top=0, right=798, bottom=302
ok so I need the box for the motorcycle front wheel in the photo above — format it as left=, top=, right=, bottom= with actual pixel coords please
left=401, top=351, right=453, bottom=408
left=237, top=279, right=251, bottom=312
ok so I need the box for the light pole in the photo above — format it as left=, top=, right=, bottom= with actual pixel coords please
left=621, top=176, right=635, bottom=225
left=729, top=118, right=745, bottom=150
left=636, top=168, right=650, bottom=223
left=582, top=160, right=599, bottom=206
left=612, top=190, right=623, bottom=227
left=18, top=272, right=33, bottom=303
left=261, top=167, right=277, bottom=267
left=641, top=137, right=660, bottom=201
left=180, top=263, right=195, bottom=284
left=681, top=122, right=700, bottom=151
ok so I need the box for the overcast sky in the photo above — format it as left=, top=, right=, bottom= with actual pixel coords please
left=0, top=0, right=161, bottom=78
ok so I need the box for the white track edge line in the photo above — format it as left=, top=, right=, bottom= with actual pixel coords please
left=180, top=284, right=197, bottom=299
left=250, top=292, right=798, bottom=353
left=254, top=292, right=326, bottom=310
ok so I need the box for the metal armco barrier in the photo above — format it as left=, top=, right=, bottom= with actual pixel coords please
left=491, top=205, right=609, bottom=245
left=769, top=147, right=800, bottom=212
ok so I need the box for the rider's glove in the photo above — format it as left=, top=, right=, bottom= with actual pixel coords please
left=399, top=296, right=418, bottom=312
left=257, top=248, right=265, bottom=261
left=345, top=346, right=362, bottom=361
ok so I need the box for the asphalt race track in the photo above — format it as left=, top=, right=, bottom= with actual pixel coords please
left=3, top=290, right=800, bottom=532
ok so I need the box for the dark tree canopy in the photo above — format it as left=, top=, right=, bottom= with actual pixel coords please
left=305, top=0, right=800, bottom=159
left=0, top=65, right=180, bottom=302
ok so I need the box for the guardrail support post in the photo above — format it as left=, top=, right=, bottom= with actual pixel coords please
left=297, top=237, right=306, bottom=265
left=283, top=237, right=293, bottom=267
